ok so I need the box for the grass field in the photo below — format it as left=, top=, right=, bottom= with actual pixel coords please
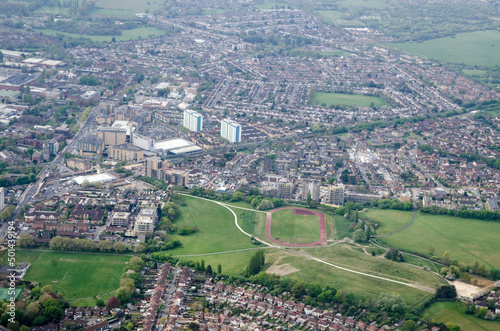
left=363, top=209, right=413, bottom=236
left=333, top=214, right=353, bottom=239
left=315, top=11, right=364, bottom=27
left=269, top=209, right=320, bottom=244
left=311, top=91, right=388, bottom=108
left=365, top=210, right=500, bottom=268
left=15, top=251, right=129, bottom=305
left=266, top=245, right=441, bottom=305
left=386, top=30, right=500, bottom=67
left=236, top=208, right=267, bottom=238
left=0, top=288, right=21, bottom=300
left=254, top=2, right=293, bottom=10
left=36, top=27, right=166, bottom=43
left=170, top=196, right=255, bottom=255
left=424, top=301, right=500, bottom=331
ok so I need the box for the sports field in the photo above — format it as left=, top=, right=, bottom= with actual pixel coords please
left=171, top=196, right=255, bottom=255
left=311, top=91, right=388, bottom=108
left=36, top=27, right=166, bottom=43
left=364, top=210, right=500, bottom=268
left=0, top=288, right=21, bottom=300
left=269, top=208, right=320, bottom=244
left=17, top=251, right=129, bottom=304
left=424, top=301, right=500, bottom=331
left=386, top=30, right=500, bottom=67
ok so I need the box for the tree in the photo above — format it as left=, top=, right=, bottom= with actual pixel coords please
left=205, top=265, right=212, bottom=276
left=217, top=264, right=222, bottom=274
left=376, top=293, right=405, bottom=314
left=107, top=297, right=120, bottom=308
left=98, top=240, right=113, bottom=252
left=96, top=299, right=105, bottom=308
left=306, top=191, right=312, bottom=207
left=41, top=285, right=53, bottom=294
left=353, top=229, right=367, bottom=242
left=435, top=285, right=456, bottom=299
left=188, top=322, right=200, bottom=330
left=113, top=241, right=127, bottom=252
left=18, top=234, right=35, bottom=247
left=442, top=251, right=450, bottom=265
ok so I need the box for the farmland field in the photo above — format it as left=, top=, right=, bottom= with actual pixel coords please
left=269, top=208, right=320, bottom=244
left=13, top=251, right=130, bottom=305
left=365, top=210, right=500, bottom=268
left=424, top=301, right=500, bottom=331
left=386, top=30, right=500, bottom=67
left=311, top=91, right=388, bottom=108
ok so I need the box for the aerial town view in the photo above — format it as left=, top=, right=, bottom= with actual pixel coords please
left=0, top=0, right=499, bottom=330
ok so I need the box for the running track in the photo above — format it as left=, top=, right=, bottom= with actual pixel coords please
left=265, top=207, right=327, bottom=247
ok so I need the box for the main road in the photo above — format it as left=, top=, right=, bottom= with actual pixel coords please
left=5, top=108, right=99, bottom=226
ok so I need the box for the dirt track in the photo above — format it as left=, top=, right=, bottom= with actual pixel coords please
left=265, top=207, right=327, bottom=247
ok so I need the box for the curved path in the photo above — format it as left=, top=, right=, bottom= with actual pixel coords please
left=265, top=207, right=327, bottom=247
left=178, top=194, right=432, bottom=292
left=372, top=205, right=417, bottom=238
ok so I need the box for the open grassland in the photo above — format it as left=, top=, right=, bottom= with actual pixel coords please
left=298, top=244, right=447, bottom=290
left=333, top=214, right=353, bottom=239
left=254, top=2, right=293, bottom=10
left=363, top=208, right=413, bottom=235
left=94, top=0, right=163, bottom=15
left=311, top=91, right=388, bottom=107
left=16, top=251, right=129, bottom=304
left=235, top=208, right=267, bottom=239
left=386, top=30, right=500, bottom=67
left=424, top=301, right=500, bottom=331
left=171, top=196, right=255, bottom=255
left=36, top=26, right=166, bottom=42
left=365, top=210, right=500, bottom=268
left=315, top=11, right=364, bottom=27
left=265, top=248, right=436, bottom=305
left=270, top=209, right=320, bottom=244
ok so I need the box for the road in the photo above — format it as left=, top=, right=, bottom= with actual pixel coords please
left=5, top=108, right=99, bottom=228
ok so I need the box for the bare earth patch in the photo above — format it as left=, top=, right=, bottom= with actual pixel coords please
left=452, top=280, right=493, bottom=299
left=266, top=263, right=300, bottom=276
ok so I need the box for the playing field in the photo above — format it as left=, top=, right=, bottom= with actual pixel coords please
left=171, top=196, right=255, bottom=255
left=17, top=251, right=129, bottom=304
left=311, top=91, right=388, bottom=108
left=269, top=208, right=320, bottom=244
left=0, top=288, right=21, bottom=300
left=386, top=30, right=500, bottom=67
left=365, top=210, right=500, bottom=268
left=36, top=27, right=166, bottom=43
left=424, top=301, right=500, bottom=331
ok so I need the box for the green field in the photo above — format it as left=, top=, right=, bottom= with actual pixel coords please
left=269, top=209, right=321, bottom=243
left=36, top=26, right=166, bottom=43
left=14, top=251, right=129, bottom=305
left=365, top=210, right=500, bottom=268
left=0, top=288, right=22, bottom=300
left=311, top=91, right=388, bottom=108
left=424, top=301, right=500, bottom=331
left=315, top=11, right=364, bottom=27
left=267, top=245, right=442, bottom=305
left=386, top=30, right=500, bottom=67
left=254, top=2, right=293, bottom=10
left=333, top=214, right=353, bottom=240
left=171, top=196, right=255, bottom=255
left=363, top=209, right=413, bottom=236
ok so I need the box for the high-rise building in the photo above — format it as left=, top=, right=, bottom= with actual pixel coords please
left=303, top=180, right=320, bottom=201
left=327, top=184, right=345, bottom=206
left=97, top=127, right=127, bottom=146
left=183, top=109, right=203, bottom=132
left=0, top=187, right=5, bottom=211
left=278, top=181, right=293, bottom=200
left=220, top=119, right=242, bottom=143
